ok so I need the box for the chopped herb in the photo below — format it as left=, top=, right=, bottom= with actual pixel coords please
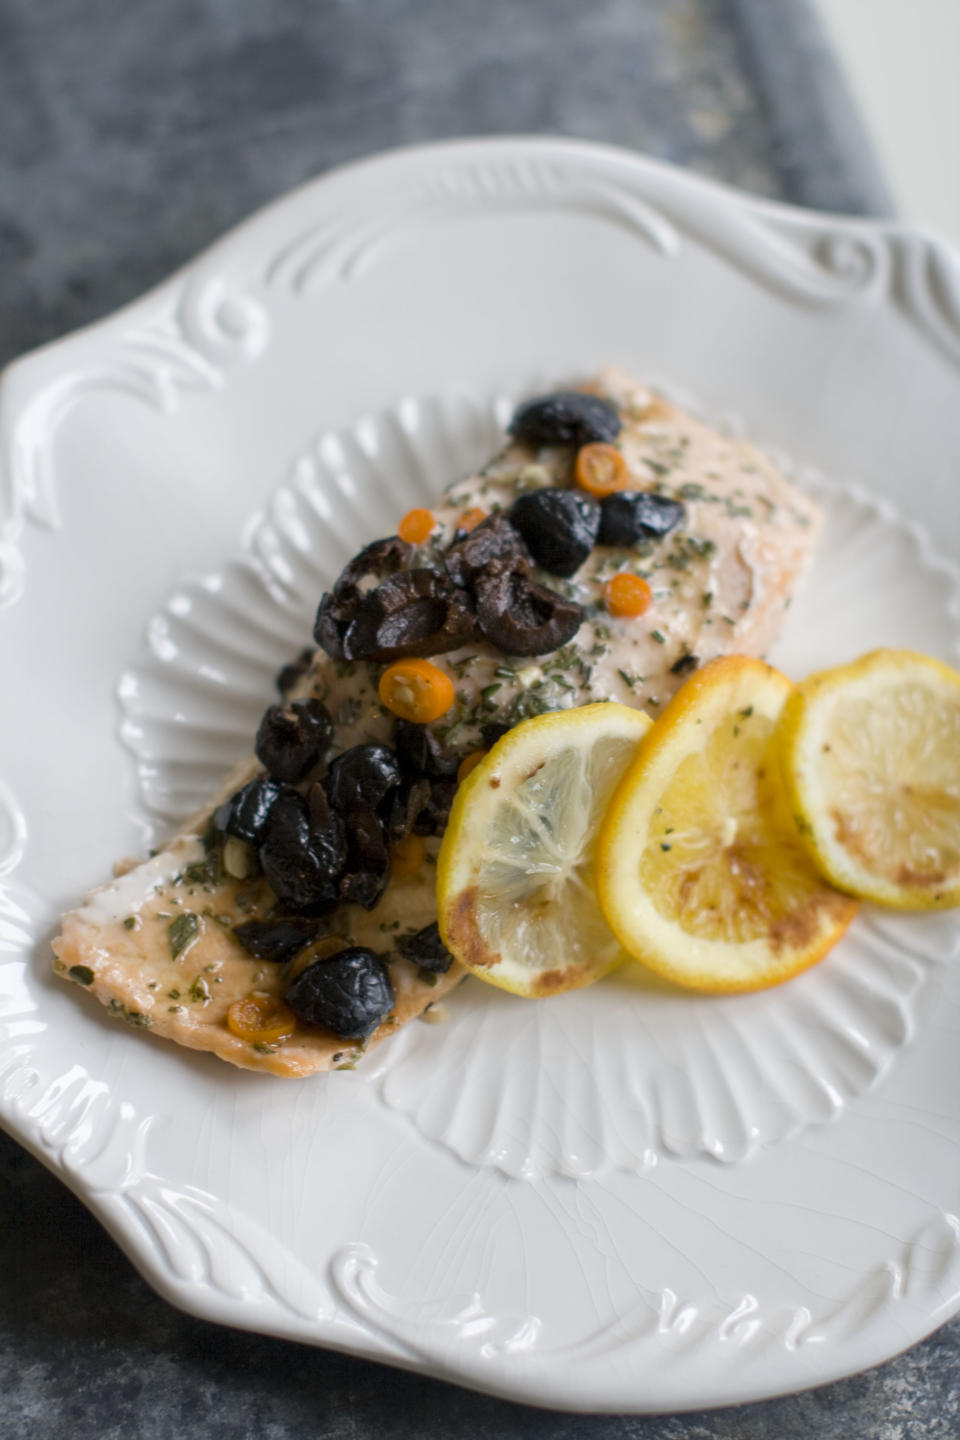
left=660, top=843, right=672, bottom=852
left=702, top=591, right=713, bottom=609
left=722, top=615, right=737, bottom=626
left=122, top=916, right=137, bottom=931
left=107, top=1000, right=152, bottom=1028
left=651, top=630, right=666, bottom=645
left=740, top=706, right=754, bottom=718
left=168, top=911, right=199, bottom=959
left=253, top=1042, right=278, bottom=1055
left=188, top=975, right=212, bottom=1006
left=69, top=965, right=94, bottom=986
left=494, top=665, right=516, bottom=680
left=481, top=683, right=502, bottom=705
left=168, top=988, right=181, bottom=1000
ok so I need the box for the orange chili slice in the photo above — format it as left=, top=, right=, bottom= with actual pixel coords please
left=457, top=749, right=487, bottom=783
left=391, top=833, right=427, bottom=878
left=227, top=994, right=296, bottom=1046
left=605, top=572, right=652, bottom=618
left=575, top=443, right=629, bottom=498
left=379, top=658, right=456, bottom=723
left=398, top=507, right=435, bottom=544
left=458, top=507, right=487, bottom=533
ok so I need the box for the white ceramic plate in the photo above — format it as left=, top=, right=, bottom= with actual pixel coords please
left=2, top=138, right=960, bottom=1414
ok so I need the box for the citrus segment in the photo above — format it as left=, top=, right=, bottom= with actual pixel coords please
left=596, top=657, right=857, bottom=992
left=780, top=648, right=960, bottom=908
left=436, top=703, right=652, bottom=996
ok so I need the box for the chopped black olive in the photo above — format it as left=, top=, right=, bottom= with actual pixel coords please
left=474, top=560, right=584, bottom=655
left=670, top=653, right=700, bottom=676
left=313, top=537, right=412, bottom=659
left=258, top=789, right=344, bottom=912
left=232, top=916, right=323, bottom=965
left=509, top=488, right=600, bottom=577
left=285, top=946, right=395, bottom=1039
left=393, top=719, right=460, bottom=779
left=395, top=922, right=454, bottom=974
left=444, top=512, right=531, bottom=589
left=275, top=646, right=315, bottom=696
left=409, top=778, right=457, bottom=837
left=327, top=744, right=402, bottom=813
left=214, top=776, right=282, bottom=846
left=598, top=491, right=685, bottom=546
left=255, top=698, right=333, bottom=783
left=338, top=807, right=391, bottom=910
left=509, top=391, right=621, bottom=447
left=342, top=569, right=477, bottom=663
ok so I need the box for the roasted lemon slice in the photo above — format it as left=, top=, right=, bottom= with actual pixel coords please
left=780, top=648, right=960, bottom=908
left=436, top=703, right=652, bottom=996
left=595, top=657, right=858, bottom=992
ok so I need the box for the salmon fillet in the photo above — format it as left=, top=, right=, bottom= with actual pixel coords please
left=53, top=369, right=821, bottom=1076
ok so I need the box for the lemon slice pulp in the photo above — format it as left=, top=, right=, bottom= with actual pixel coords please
left=436, top=703, right=652, bottom=996
left=596, top=657, right=858, bottom=992
left=780, top=648, right=960, bottom=908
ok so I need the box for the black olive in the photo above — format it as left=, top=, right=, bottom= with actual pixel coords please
left=387, top=776, right=433, bottom=842
left=258, top=789, right=344, bottom=912
left=509, top=488, right=600, bottom=577
left=509, top=391, right=621, bottom=447
left=342, top=569, right=478, bottom=663
left=409, top=778, right=457, bottom=837
left=338, top=806, right=391, bottom=910
left=314, top=537, right=412, bottom=659
left=598, top=491, right=685, bottom=546
left=444, top=512, right=531, bottom=589
left=395, top=922, right=454, bottom=974
left=285, top=946, right=395, bottom=1040
left=275, top=646, right=315, bottom=696
left=480, top=721, right=511, bottom=748
left=474, top=560, right=584, bottom=656
left=670, top=652, right=699, bottom=676
left=393, top=719, right=460, bottom=779
left=213, top=776, right=282, bottom=845
left=327, top=744, right=402, bottom=813
left=232, top=916, right=323, bottom=965
left=255, top=698, right=334, bottom=783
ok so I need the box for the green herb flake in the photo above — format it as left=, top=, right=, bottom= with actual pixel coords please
left=168, top=911, right=200, bottom=959
left=122, top=916, right=137, bottom=931
left=660, top=843, right=672, bottom=852
left=651, top=630, right=666, bottom=645
left=188, top=975, right=212, bottom=1005
left=69, top=965, right=95, bottom=986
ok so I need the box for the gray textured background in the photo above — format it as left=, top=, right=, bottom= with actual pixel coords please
left=5, top=1, right=955, bottom=1437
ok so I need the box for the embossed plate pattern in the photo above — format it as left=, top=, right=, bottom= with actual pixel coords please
left=2, top=138, right=960, bottom=1413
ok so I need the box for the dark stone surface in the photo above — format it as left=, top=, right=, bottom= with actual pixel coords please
left=3, top=0, right=944, bottom=1435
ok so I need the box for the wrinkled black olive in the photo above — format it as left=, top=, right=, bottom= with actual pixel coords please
left=255, top=698, right=334, bottom=783
left=395, top=922, right=454, bottom=974
left=232, top=916, right=323, bottom=965
left=285, top=947, right=395, bottom=1039
left=342, top=569, right=477, bottom=662
left=444, top=512, right=531, bottom=589
left=509, top=488, right=600, bottom=577
left=393, top=719, right=460, bottom=780
left=509, top=391, right=621, bottom=447
left=314, top=537, right=412, bottom=658
left=598, top=491, right=685, bottom=546
left=327, top=744, right=402, bottom=813
left=258, top=789, right=344, bottom=912
left=480, top=721, right=511, bottom=748
left=475, top=560, right=584, bottom=656
left=338, top=807, right=391, bottom=909
left=670, top=652, right=699, bottom=676
left=214, top=776, right=282, bottom=845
